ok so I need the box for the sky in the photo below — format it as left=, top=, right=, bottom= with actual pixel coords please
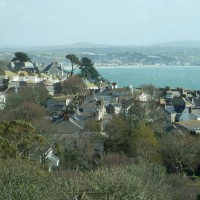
left=0, top=0, right=200, bottom=46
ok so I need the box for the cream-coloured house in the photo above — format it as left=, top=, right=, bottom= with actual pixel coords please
left=0, top=70, right=18, bottom=81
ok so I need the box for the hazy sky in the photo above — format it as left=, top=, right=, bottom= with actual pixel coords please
left=0, top=0, right=200, bottom=46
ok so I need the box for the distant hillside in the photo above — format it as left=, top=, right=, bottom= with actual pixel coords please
left=150, top=40, right=200, bottom=49
left=1, top=41, right=200, bottom=51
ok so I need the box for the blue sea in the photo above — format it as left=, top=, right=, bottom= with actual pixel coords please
left=97, top=66, right=200, bottom=90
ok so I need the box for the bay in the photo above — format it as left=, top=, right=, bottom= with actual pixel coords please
left=97, top=66, right=200, bottom=90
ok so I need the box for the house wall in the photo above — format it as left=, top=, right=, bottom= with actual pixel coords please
left=0, top=94, right=6, bottom=110
left=47, top=99, right=66, bottom=112
left=10, top=75, right=19, bottom=82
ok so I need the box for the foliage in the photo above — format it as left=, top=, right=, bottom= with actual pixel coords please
left=105, top=114, right=160, bottom=163
left=0, top=120, right=47, bottom=158
left=140, top=84, right=161, bottom=98
left=62, top=75, right=87, bottom=95
left=0, top=159, right=68, bottom=200
left=84, top=119, right=102, bottom=132
left=159, top=134, right=200, bottom=175
left=67, top=160, right=179, bottom=200
left=129, top=121, right=160, bottom=163
left=0, top=158, right=180, bottom=200
left=12, top=52, right=31, bottom=62
left=80, top=57, right=100, bottom=81
left=104, top=114, right=130, bottom=153
left=120, top=96, right=168, bottom=136
left=5, top=84, right=49, bottom=110
left=66, top=54, right=81, bottom=76
left=11, top=102, right=47, bottom=123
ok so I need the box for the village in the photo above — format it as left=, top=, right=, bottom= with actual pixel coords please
left=0, top=53, right=200, bottom=172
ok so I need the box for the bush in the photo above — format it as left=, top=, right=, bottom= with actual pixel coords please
left=0, top=159, right=67, bottom=200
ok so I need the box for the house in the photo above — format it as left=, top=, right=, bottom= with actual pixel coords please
left=40, top=147, right=60, bottom=171
left=84, top=79, right=99, bottom=90
left=171, top=97, right=186, bottom=113
left=47, top=96, right=73, bottom=113
left=43, top=62, right=67, bottom=81
left=0, top=70, right=18, bottom=82
left=138, top=92, right=151, bottom=102
left=111, top=88, right=132, bottom=97
left=77, top=98, right=104, bottom=121
left=165, top=106, right=177, bottom=123
left=179, top=107, right=200, bottom=122
left=9, top=61, right=34, bottom=72
left=175, top=120, right=200, bottom=134
left=192, top=96, right=200, bottom=109
left=18, top=70, right=29, bottom=82
left=106, top=103, right=121, bottom=114
left=165, top=91, right=181, bottom=99
left=44, top=79, right=56, bottom=95
left=29, top=145, right=60, bottom=171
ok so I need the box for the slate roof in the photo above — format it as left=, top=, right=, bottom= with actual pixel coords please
left=165, top=106, right=177, bottom=114
left=51, top=117, right=83, bottom=134
left=172, top=97, right=185, bottom=106
left=193, top=97, right=200, bottom=107
left=44, top=62, right=62, bottom=75
left=191, top=109, right=200, bottom=119
left=176, top=120, right=200, bottom=131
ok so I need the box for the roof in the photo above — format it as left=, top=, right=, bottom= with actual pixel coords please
left=43, top=62, right=63, bottom=76
left=193, top=97, right=200, bottom=107
left=165, top=106, right=177, bottom=114
left=191, top=109, right=200, bottom=118
left=50, top=95, right=74, bottom=101
left=86, top=82, right=98, bottom=89
left=176, top=120, right=200, bottom=131
left=39, top=73, right=51, bottom=79
left=112, top=88, right=130, bottom=93
left=18, top=70, right=29, bottom=76
left=0, top=70, right=18, bottom=76
left=172, top=97, right=185, bottom=106
left=51, top=118, right=83, bottom=134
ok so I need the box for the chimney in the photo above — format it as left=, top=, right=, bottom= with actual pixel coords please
left=63, top=114, right=69, bottom=121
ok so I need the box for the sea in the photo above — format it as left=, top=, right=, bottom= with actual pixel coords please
left=96, top=66, right=200, bottom=90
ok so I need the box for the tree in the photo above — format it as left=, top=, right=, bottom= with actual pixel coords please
left=140, top=84, right=161, bottom=98
left=5, top=84, right=49, bottom=110
left=81, top=160, right=178, bottom=200
left=66, top=54, right=81, bottom=76
left=104, top=115, right=130, bottom=153
left=159, top=134, right=200, bottom=174
left=84, top=119, right=102, bottom=133
left=12, top=52, right=31, bottom=62
left=80, top=57, right=100, bottom=81
left=129, top=121, right=160, bottom=163
left=0, top=120, right=47, bottom=158
left=120, top=95, right=168, bottom=136
left=0, top=159, right=69, bottom=200
left=62, top=75, right=87, bottom=95
left=12, top=102, right=47, bottom=123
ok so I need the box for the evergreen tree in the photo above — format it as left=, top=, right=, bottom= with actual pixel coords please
left=66, top=54, right=81, bottom=76
left=80, top=57, right=100, bottom=81
left=12, top=52, right=31, bottom=62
